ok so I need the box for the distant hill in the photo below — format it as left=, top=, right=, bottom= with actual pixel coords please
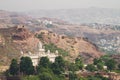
left=0, top=10, right=32, bottom=28
left=26, top=8, right=120, bottom=25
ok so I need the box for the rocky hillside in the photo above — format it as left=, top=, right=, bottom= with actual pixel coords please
left=33, top=22, right=120, bottom=53
left=0, top=26, right=39, bottom=65
left=0, top=10, right=120, bottom=53
left=36, top=30, right=103, bottom=63
left=0, top=26, right=103, bottom=65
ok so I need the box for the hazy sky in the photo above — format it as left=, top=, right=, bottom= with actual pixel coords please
left=0, top=0, right=120, bottom=12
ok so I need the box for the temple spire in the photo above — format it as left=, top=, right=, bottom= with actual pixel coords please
left=38, top=41, right=43, bottom=49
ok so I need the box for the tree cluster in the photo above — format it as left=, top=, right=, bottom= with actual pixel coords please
left=9, top=57, right=35, bottom=76
left=8, top=56, right=66, bottom=80
left=8, top=55, right=118, bottom=80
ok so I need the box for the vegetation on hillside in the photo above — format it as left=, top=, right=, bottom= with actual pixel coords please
left=44, top=43, right=68, bottom=56
left=7, top=55, right=120, bottom=80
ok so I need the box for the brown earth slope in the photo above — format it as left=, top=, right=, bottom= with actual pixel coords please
left=37, top=30, right=103, bottom=63
left=0, top=25, right=104, bottom=65
left=0, top=26, right=39, bottom=65
left=0, top=26, right=104, bottom=65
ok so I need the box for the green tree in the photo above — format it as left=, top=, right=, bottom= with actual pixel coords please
left=37, top=34, right=43, bottom=40
left=93, top=58, right=103, bottom=65
left=51, top=56, right=65, bottom=75
left=37, top=66, right=53, bottom=75
left=37, top=57, right=52, bottom=74
left=20, top=57, right=34, bottom=75
left=39, top=57, right=51, bottom=68
left=97, top=63, right=104, bottom=70
left=106, top=59, right=116, bottom=71
left=118, top=64, right=120, bottom=70
left=64, top=61, right=70, bottom=71
left=75, top=58, right=84, bottom=70
left=86, top=64, right=97, bottom=72
left=93, top=58, right=104, bottom=71
left=39, top=72, right=53, bottom=80
left=69, top=72, right=78, bottom=80
left=68, top=63, right=78, bottom=72
left=9, top=59, right=19, bottom=75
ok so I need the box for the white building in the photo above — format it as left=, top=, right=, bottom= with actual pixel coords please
left=21, top=41, right=58, bottom=66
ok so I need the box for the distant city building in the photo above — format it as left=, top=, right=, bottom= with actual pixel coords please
left=21, top=41, right=58, bottom=66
